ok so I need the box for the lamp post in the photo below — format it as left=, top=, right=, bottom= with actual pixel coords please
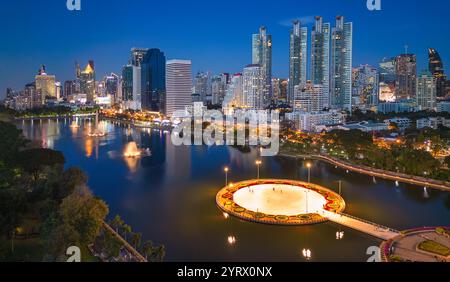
left=255, top=160, right=262, bottom=180
left=224, top=167, right=229, bottom=186
left=306, top=162, right=312, bottom=183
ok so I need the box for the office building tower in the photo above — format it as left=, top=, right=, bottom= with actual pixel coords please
left=194, top=72, right=211, bottom=104
left=35, top=65, right=56, bottom=105
left=104, top=73, right=119, bottom=100
left=166, top=60, right=192, bottom=116
left=416, top=71, right=437, bottom=111
left=331, top=16, right=353, bottom=111
left=211, top=74, right=229, bottom=106
left=223, top=73, right=243, bottom=108
left=288, top=20, right=308, bottom=104
left=141, top=49, right=166, bottom=112
left=428, top=48, right=447, bottom=98
left=131, top=48, right=149, bottom=67
left=352, top=65, right=380, bottom=109
left=395, top=54, right=416, bottom=100
left=311, top=16, right=330, bottom=108
left=293, top=81, right=325, bottom=112
left=64, top=80, right=77, bottom=99
left=379, top=57, right=397, bottom=84
left=252, top=26, right=272, bottom=105
left=243, top=64, right=265, bottom=109
left=79, top=60, right=96, bottom=103
left=121, top=65, right=142, bottom=110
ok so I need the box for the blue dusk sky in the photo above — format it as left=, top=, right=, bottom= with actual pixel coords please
left=0, top=0, right=449, bottom=98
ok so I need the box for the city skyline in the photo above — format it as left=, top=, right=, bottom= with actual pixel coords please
left=1, top=0, right=450, bottom=98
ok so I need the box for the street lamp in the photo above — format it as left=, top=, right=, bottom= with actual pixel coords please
left=224, top=167, right=229, bottom=186
left=306, top=162, right=312, bottom=183
left=255, top=160, right=262, bottom=180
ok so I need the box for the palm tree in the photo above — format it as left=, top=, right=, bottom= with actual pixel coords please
left=154, top=245, right=166, bottom=262
left=110, top=215, right=124, bottom=234
left=142, top=241, right=154, bottom=261
left=131, top=232, right=142, bottom=249
left=122, top=224, right=132, bottom=242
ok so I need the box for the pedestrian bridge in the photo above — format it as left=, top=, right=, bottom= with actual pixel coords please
left=323, top=211, right=401, bottom=241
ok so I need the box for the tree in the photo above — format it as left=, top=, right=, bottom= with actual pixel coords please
left=131, top=232, right=142, bottom=250
left=445, top=156, right=450, bottom=168
left=121, top=225, right=132, bottom=242
left=18, top=149, right=65, bottom=181
left=142, top=241, right=165, bottom=262
left=0, top=121, right=28, bottom=165
left=110, top=215, right=125, bottom=234
left=59, top=186, right=109, bottom=246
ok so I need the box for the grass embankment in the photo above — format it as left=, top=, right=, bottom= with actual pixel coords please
left=418, top=240, right=450, bottom=257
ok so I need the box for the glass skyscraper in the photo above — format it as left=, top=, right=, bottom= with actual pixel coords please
left=395, top=54, right=417, bottom=100
left=428, top=48, right=447, bottom=98
left=331, top=16, right=353, bottom=111
left=141, top=49, right=166, bottom=112
left=252, top=26, right=272, bottom=106
left=311, top=16, right=330, bottom=109
left=288, top=20, right=308, bottom=105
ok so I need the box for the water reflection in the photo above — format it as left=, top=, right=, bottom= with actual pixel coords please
left=15, top=118, right=450, bottom=261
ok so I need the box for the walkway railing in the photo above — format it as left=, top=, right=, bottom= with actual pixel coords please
left=337, top=212, right=400, bottom=234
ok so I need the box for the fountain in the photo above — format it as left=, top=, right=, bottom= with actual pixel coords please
left=88, top=112, right=107, bottom=137
left=123, top=142, right=151, bottom=158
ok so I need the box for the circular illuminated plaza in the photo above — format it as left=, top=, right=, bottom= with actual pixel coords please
left=216, top=179, right=346, bottom=225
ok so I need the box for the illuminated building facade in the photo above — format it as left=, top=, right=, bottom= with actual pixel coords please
left=395, top=54, right=416, bottom=100
left=288, top=20, right=308, bottom=105
left=252, top=26, right=272, bottom=105
left=311, top=16, right=330, bottom=108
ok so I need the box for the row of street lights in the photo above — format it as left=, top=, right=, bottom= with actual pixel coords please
left=224, top=160, right=264, bottom=186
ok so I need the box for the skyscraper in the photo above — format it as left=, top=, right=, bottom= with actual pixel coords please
left=331, top=16, right=353, bottom=111
left=395, top=54, right=417, bottom=100
left=288, top=20, right=308, bottom=105
left=141, top=49, right=166, bottom=112
left=104, top=73, right=120, bottom=103
left=194, top=72, right=211, bottom=104
left=352, top=65, right=379, bottom=109
left=243, top=64, right=265, bottom=109
left=379, top=57, right=397, bottom=85
left=166, top=60, right=192, bottom=116
left=416, top=71, right=437, bottom=111
left=311, top=16, right=330, bottom=108
left=252, top=26, right=272, bottom=106
left=79, top=60, right=96, bottom=103
left=428, top=48, right=447, bottom=98
left=122, top=65, right=142, bottom=110
left=211, top=74, right=229, bottom=106
left=293, top=81, right=325, bottom=113
left=35, top=65, right=56, bottom=106
left=64, top=80, right=77, bottom=99
left=130, top=48, right=149, bottom=67
left=223, top=73, right=243, bottom=108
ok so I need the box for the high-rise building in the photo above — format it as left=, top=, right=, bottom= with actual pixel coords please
left=288, top=20, right=308, bottom=104
left=103, top=73, right=119, bottom=103
left=352, top=65, right=380, bottom=109
left=395, top=54, right=416, bottom=100
left=293, top=81, right=325, bottom=112
left=252, top=26, right=272, bottom=105
left=243, top=64, right=265, bottom=109
left=166, top=60, right=192, bottom=116
left=141, top=49, right=166, bottom=112
left=24, top=82, right=36, bottom=109
left=223, top=73, right=243, bottom=108
left=122, top=65, right=142, bottom=110
left=331, top=16, right=353, bottom=111
left=79, top=60, right=96, bottom=103
left=64, top=80, right=77, bottom=99
left=194, top=72, right=211, bottom=104
left=35, top=65, right=56, bottom=106
left=211, top=73, right=229, bottom=106
left=311, top=16, right=330, bottom=108
left=428, top=48, right=447, bottom=98
left=130, top=48, right=149, bottom=67
left=416, top=71, right=437, bottom=111
left=379, top=57, right=397, bottom=85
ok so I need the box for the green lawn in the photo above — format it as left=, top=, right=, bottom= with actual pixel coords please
left=418, top=240, right=450, bottom=257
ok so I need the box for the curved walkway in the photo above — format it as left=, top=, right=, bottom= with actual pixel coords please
left=280, top=153, right=450, bottom=191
